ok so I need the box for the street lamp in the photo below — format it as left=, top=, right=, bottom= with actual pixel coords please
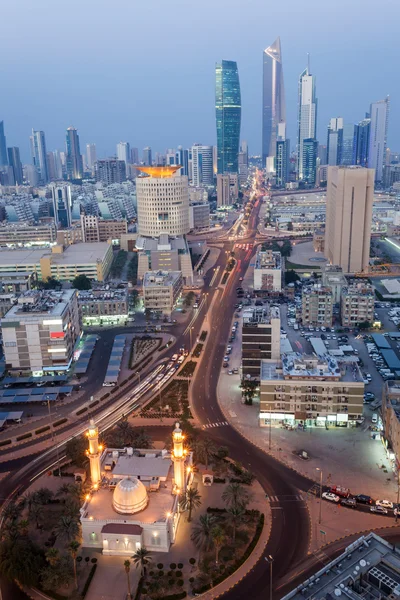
left=46, top=395, right=54, bottom=442
left=396, top=470, right=400, bottom=524
left=136, top=371, right=141, bottom=385
left=189, top=326, right=194, bottom=354
left=205, top=293, right=209, bottom=321
left=316, top=467, right=323, bottom=525
left=265, top=555, right=273, bottom=600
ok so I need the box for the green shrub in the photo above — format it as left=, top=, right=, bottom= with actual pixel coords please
left=189, top=577, right=195, bottom=583
left=157, top=563, right=164, bottom=569
left=176, top=570, right=182, bottom=577
left=81, top=563, right=97, bottom=598
left=35, top=426, right=51, bottom=435
left=16, top=433, right=32, bottom=441
left=189, top=558, right=196, bottom=565
left=88, top=400, right=99, bottom=409
left=53, top=418, right=68, bottom=427
left=177, top=562, right=183, bottom=569
left=0, top=439, right=11, bottom=447
left=170, top=563, right=176, bottom=570
left=177, top=579, right=184, bottom=587
left=192, top=583, right=211, bottom=594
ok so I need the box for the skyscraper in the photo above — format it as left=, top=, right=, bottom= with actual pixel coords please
left=368, top=97, right=389, bottom=182
left=297, top=61, right=317, bottom=180
left=215, top=60, right=241, bottom=174
left=66, top=127, right=83, bottom=181
left=191, top=144, right=214, bottom=186
left=7, top=147, right=23, bottom=184
left=51, top=184, right=72, bottom=229
left=0, top=122, right=7, bottom=166
left=86, top=143, right=97, bottom=171
left=353, top=118, right=371, bottom=167
left=130, top=147, right=139, bottom=164
left=302, top=138, right=318, bottom=186
left=262, top=37, right=286, bottom=166
left=176, top=146, right=189, bottom=176
left=30, top=129, right=49, bottom=184
left=275, top=123, right=290, bottom=188
left=325, top=166, right=374, bottom=273
left=143, top=147, right=152, bottom=166
left=94, top=159, right=126, bottom=185
left=341, top=124, right=355, bottom=166
left=326, top=117, right=344, bottom=166
left=117, top=142, right=131, bottom=166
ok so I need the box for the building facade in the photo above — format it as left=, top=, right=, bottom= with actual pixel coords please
left=353, top=118, right=371, bottom=167
left=297, top=66, right=317, bottom=181
left=51, top=184, right=72, bottom=229
left=81, top=215, right=128, bottom=243
left=241, top=305, right=280, bottom=380
left=7, top=147, right=23, bottom=185
left=30, top=129, right=49, bottom=184
left=78, top=288, right=128, bottom=326
left=0, top=121, right=7, bottom=166
left=142, top=271, right=183, bottom=315
left=0, top=223, right=57, bottom=247
left=95, top=159, right=126, bottom=185
left=217, top=173, right=238, bottom=207
left=301, top=284, right=333, bottom=327
left=262, top=37, right=286, bottom=165
left=341, top=282, right=375, bottom=326
left=215, top=60, right=241, bottom=174
left=321, top=264, right=347, bottom=304
left=191, top=145, right=213, bottom=186
left=253, top=250, right=283, bottom=292
left=189, top=202, right=210, bottom=231
left=302, top=138, right=318, bottom=186
left=66, top=127, right=83, bottom=181
left=368, top=97, right=389, bottom=183
left=326, top=117, right=343, bottom=166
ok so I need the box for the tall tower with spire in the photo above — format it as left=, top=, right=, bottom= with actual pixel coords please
left=297, top=57, right=318, bottom=181
left=87, top=419, right=101, bottom=485
left=171, top=422, right=186, bottom=494
left=262, top=37, right=286, bottom=167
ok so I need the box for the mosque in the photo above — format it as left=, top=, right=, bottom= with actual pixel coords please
left=80, top=420, right=193, bottom=555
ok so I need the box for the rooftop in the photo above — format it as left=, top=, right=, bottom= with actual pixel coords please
left=78, top=288, right=127, bottom=303
left=136, top=166, right=182, bottom=178
left=143, top=271, right=182, bottom=287
left=303, top=284, right=333, bottom=297
left=342, top=282, right=374, bottom=297
left=2, top=289, right=76, bottom=318
left=255, top=249, right=282, bottom=270
left=261, top=353, right=363, bottom=383
left=242, top=305, right=280, bottom=325
left=0, top=242, right=111, bottom=266
left=136, top=235, right=188, bottom=252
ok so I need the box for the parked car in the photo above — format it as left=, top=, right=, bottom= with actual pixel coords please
left=376, top=499, right=394, bottom=509
left=356, top=494, right=373, bottom=505
left=370, top=506, right=388, bottom=515
left=340, top=497, right=357, bottom=508
left=329, top=485, right=351, bottom=498
left=322, top=492, right=340, bottom=503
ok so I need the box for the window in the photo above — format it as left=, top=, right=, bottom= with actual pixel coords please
left=151, top=535, right=161, bottom=546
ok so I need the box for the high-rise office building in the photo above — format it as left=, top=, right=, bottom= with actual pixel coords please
left=302, top=138, right=318, bottom=186
left=0, top=121, right=7, bottom=166
left=262, top=37, right=286, bottom=166
left=30, top=129, right=49, bottom=184
left=318, top=144, right=327, bottom=165
left=191, top=144, right=214, bottom=186
left=176, top=146, right=189, bottom=176
left=130, top=147, right=139, bottom=165
left=86, top=143, right=97, bottom=171
left=51, top=184, right=72, bottom=229
left=94, top=159, right=126, bottom=185
left=297, top=62, right=317, bottom=180
left=7, top=147, right=23, bottom=184
left=136, top=166, right=189, bottom=237
left=143, top=147, right=152, bottom=166
left=368, top=97, right=389, bottom=182
left=325, top=166, right=374, bottom=273
left=353, top=118, right=371, bottom=167
left=326, top=117, right=344, bottom=166
left=341, top=123, right=355, bottom=166
left=117, top=142, right=130, bottom=166
left=275, top=123, right=290, bottom=188
left=215, top=60, right=241, bottom=174
left=66, top=127, right=83, bottom=180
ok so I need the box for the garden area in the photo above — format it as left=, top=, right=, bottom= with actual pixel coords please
left=139, top=379, right=192, bottom=419
left=129, top=336, right=162, bottom=368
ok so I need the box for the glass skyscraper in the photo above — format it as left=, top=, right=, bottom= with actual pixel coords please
left=353, top=118, right=371, bottom=167
left=215, top=60, right=241, bottom=174
left=30, top=129, right=49, bottom=184
left=0, top=121, right=7, bottom=166
left=368, top=97, right=389, bottom=182
left=341, top=123, right=356, bottom=165
left=66, top=127, right=83, bottom=181
left=262, top=37, right=286, bottom=165
left=297, top=64, right=317, bottom=180
left=302, top=138, right=318, bottom=186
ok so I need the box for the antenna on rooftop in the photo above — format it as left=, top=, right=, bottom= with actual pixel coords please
left=307, top=53, right=310, bottom=74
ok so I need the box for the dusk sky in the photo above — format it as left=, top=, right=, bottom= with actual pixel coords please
left=1, top=0, right=398, bottom=161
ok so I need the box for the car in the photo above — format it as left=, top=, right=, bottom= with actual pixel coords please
left=356, top=494, right=373, bottom=505
left=370, top=506, right=388, bottom=515
left=223, top=355, right=230, bottom=362
left=329, top=485, right=351, bottom=498
left=171, top=354, right=179, bottom=361
left=340, top=497, right=357, bottom=508
left=227, top=345, right=232, bottom=351
left=322, top=492, right=340, bottom=503
left=227, top=370, right=233, bottom=375
left=222, top=362, right=228, bottom=368
left=376, top=499, right=394, bottom=509
left=233, top=367, right=239, bottom=373
left=239, top=277, right=243, bottom=281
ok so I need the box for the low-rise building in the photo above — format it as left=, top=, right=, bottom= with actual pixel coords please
left=260, top=352, right=364, bottom=428
left=321, top=264, right=347, bottom=303
left=382, top=380, right=400, bottom=469
left=301, top=284, right=333, bottom=327
left=78, top=288, right=129, bottom=326
left=313, top=228, right=325, bottom=252
left=253, top=250, right=283, bottom=292
left=143, top=271, right=183, bottom=315
left=0, top=294, right=17, bottom=317
left=189, top=201, right=210, bottom=231
left=341, top=282, right=375, bottom=327
left=81, top=215, right=128, bottom=243
left=1, top=289, right=81, bottom=373
left=0, top=271, right=37, bottom=293
left=57, top=226, right=83, bottom=246
left=136, top=235, right=193, bottom=285
left=241, top=305, right=280, bottom=380
left=0, top=222, right=57, bottom=247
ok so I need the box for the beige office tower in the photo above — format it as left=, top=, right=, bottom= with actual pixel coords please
left=325, top=166, right=374, bottom=274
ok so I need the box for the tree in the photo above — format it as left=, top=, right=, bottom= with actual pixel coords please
left=211, top=526, right=225, bottom=564
left=131, top=547, right=151, bottom=577
left=2, top=501, right=24, bottom=525
left=194, top=439, right=216, bottom=469
left=54, top=515, right=79, bottom=543
left=40, top=555, right=73, bottom=591
left=29, top=502, right=44, bottom=529
left=180, top=487, right=202, bottom=522
left=240, top=379, right=258, bottom=406
left=191, top=514, right=217, bottom=552
left=0, top=537, right=45, bottom=587
left=68, top=540, right=80, bottom=590
left=45, top=548, right=60, bottom=568
left=222, top=483, right=252, bottom=511
left=65, top=435, right=88, bottom=468
left=34, top=487, right=54, bottom=505
left=42, top=276, right=61, bottom=290
left=72, top=274, right=92, bottom=290
left=124, top=559, right=132, bottom=599
left=226, top=506, right=245, bottom=542
left=183, top=291, right=195, bottom=307
left=285, top=270, right=300, bottom=285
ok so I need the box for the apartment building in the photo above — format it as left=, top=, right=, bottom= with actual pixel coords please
left=253, top=250, right=283, bottom=292
left=0, top=223, right=57, bottom=247
left=136, top=235, right=193, bottom=285
left=143, top=271, right=183, bottom=315
left=382, top=381, right=400, bottom=468
left=1, top=289, right=81, bottom=373
left=341, top=282, right=375, bottom=327
left=322, top=264, right=347, bottom=304
left=78, top=288, right=128, bottom=326
left=189, top=202, right=210, bottom=231
left=241, top=305, right=280, bottom=380
left=80, top=215, right=128, bottom=243
left=260, top=353, right=364, bottom=428
left=301, top=284, right=333, bottom=327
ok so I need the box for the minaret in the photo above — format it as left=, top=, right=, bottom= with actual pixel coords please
left=87, top=419, right=101, bottom=485
left=172, top=422, right=186, bottom=494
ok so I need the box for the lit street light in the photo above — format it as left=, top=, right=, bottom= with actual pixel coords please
left=316, top=467, right=323, bottom=525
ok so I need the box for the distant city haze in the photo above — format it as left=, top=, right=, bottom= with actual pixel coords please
left=1, top=0, right=398, bottom=160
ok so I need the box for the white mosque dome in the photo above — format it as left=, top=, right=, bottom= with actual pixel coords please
left=112, top=477, right=148, bottom=515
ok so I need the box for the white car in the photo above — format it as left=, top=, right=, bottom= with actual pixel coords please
left=375, top=499, right=394, bottom=509
left=370, top=506, right=388, bottom=515
left=322, top=492, right=340, bottom=503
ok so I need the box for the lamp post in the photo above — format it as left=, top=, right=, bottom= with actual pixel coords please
left=189, top=326, right=194, bottom=355
left=269, top=410, right=272, bottom=451
left=316, top=467, right=323, bottom=525
left=396, top=470, right=400, bottom=524
left=265, top=555, right=273, bottom=600
left=205, top=293, right=209, bottom=321
left=46, top=395, right=54, bottom=442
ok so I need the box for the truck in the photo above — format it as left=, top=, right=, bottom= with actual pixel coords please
left=329, top=485, right=351, bottom=498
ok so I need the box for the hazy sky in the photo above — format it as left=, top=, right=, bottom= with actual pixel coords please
left=1, top=0, right=398, bottom=161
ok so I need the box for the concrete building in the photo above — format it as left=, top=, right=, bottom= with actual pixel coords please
left=95, top=159, right=126, bottom=185
left=0, top=223, right=57, bottom=247
left=86, top=143, right=97, bottom=172
left=241, top=305, right=280, bottom=380
left=56, top=227, right=83, bottom=247
left=116, top=142, right=130, bottom=167
left=80, top=215, right=128, bottom=243
left=1, top=289, right=81, bottom=373
left=189, top=201, right=210, bottom=231
left=0, top=271, right=37, bottom=293
left=78, top=287, right=128, bottom=326
left=0, top=293, right=17, bottom=317
left=321, top=264, right=347, bottom=303
left=253, top=249, right=283, bottom=292
left=326, top=117, right=344, bottom=166
left=136, top=166, right=189, bottom=237
left=191, top=145, right=213, bottom=186
left=382, top=381, right=400, bottom=469
left=217, top=173, right=239, bottom=207
left=51, top=184, right=72, bottom=229
left=260, top=352, right=364, bottom=428
left=143, top=271, right=183, bottom=315
left=66, top=126, right=83, bottom=181
left=301, top=284, right=333, bottom=327
left=325, top=166, right=374, bottom=274
left=313, top=228, right=325, bottom=252
left=136, top=235, right=193, bottom=284
left=30, top=129, right=49, bottom=184
left=341, top=282, right=375, bottom=327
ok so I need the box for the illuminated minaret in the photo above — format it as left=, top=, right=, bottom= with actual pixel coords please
left=87, top=419, right=101, bottom=485
left=172, top=422, right=186, bottom=494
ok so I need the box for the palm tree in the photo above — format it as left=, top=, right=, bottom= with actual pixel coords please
left=211, top=526, right=225, bottom=564
left=226, top=506, right=245, bottom=542
left=191, top=514, right=217, bottom=552
left=179, top=487, right=202, bottom=522
left=2, top=501, right=23, bottom=525
left=195, top=439, right=216, bottom=469
left=124, top=560, right=132, bottom=599
left=68, top=540, right=80, bottom=590
left=29, top=502, right=44, bottom=529
left=131, top=547, right=151, bottom=577
left=56, top=483, right=73, bottom=498
left=18, top=519, right=29, bottom=536
left=34, top=487, right=54, bottom=505
left=45, top=548, right=60, bottom=567
left=222, top=483, right=252, bottom=511
left=54, top=515, right=79, bottom=542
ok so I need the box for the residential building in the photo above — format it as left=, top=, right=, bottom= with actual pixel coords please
left=324, top=166, right=374, bottom=273
left=0, top=271, right=37, bottom=293
left=1, top=289, right=81, bottom=373
left=341, top=282, right=375, bottom=326
left=353, top=117, right=371, bottom=167
left=321, top=264, right=347, bottom=304
left=56, top=227, right=83, bottom=247
left=116, top=142, right=130, bottom=168
left=80, top=215, right=128, bottom=243
left=301, top=284, right=333, bottom=326
left=313, top=228, right=325, bottom=252
left=143, top=270, right=182, bottom=315
left=241, top=305, right=280, bottom=380
left=136, top=166, right=189, bottom=237
left=136, top=235, right=193, bottom=284
left=0, top=223, right=57, bottom=247
left=297, top=64, right=317, bottom=181
left=341, top=123, right=355, bottom=165
left=368, top=97, right=389, bottom=183
left=189, top=202, right=210, bottom=231
left=86, top=144, right=97, bottom=172
left=326, top=117, right=343, bottom=165
left=275, top=122, right=290, bottom=188
left=217, top=173, right=238, bottom=206
left=94, top=159, right=126, bottom=185
left=260, top=352, right=364, bottom=428
left=30, top=129, right=49, bottom=184
left=51, top=184, right=72, bottom=229
left=253, top=249, right=283, bottom=292
left=66, top=127, right=83, bottom=180
left=215, top=60, right=241, bottom=174
left=302, top=138, right=318, bottom=186
left=191, top=145, right=213, bottom=186
left=7, top=147, right=23, bottom=184
left=262, top=37, right=286, bottom=166
left=382, top=381, right=400, bottom=469
left=78, top=287, right=128, bottom=326
left=143, top=147, right=152, bottom=166
left=0, top=122, right=7, bottom=166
